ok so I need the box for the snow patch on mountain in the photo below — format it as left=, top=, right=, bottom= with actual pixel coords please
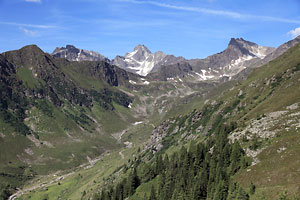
left=52, top=45, right=109, bottom=62
left=194, top=71, right=214, bottom=81
left=249, top=45, right=273, bottom=59
left=112, top=45, right=185, bottom=76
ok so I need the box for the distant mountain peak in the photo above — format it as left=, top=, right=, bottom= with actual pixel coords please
left=227, top=37, right=274, bottom=59
left=20, top=44, right=44, bottom=53
left=66, top=44, right=77, bottom=49
left=228, top=38, right=256, bottom=50
left=113, top=45, right=185, bottom=76
left=133, top=44, right=151, bottom=53
left=52, top=45, right=109, bottom=62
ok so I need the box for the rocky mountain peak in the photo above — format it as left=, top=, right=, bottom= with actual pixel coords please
left=227, top=38, right=275, bottom=59
left=113, top=45, right=185, bottom=76
left=51, top=45, right=109, bottom=62
left=186, top=38, right=275, bottom=81
left=2, top=44, right=50, bottom=68
left=16, top=44, right=45, bottom=56
left=125, top=45, right=152, bottom=62
left=229, top=38, right=255, bottom=50
left=133, top=44, right=151, bottom=53
left=66, top=44, right=77, bottom=49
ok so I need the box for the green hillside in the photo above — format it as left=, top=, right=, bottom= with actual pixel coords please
left=79, top=42, right=300, bottom=199
left=0, top=45, right=139, bottom=198
left=2, top=42, right=300, bottom=200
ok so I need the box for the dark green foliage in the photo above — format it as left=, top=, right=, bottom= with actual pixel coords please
left=278, top=190, right=289, bottom=200
left=95, top=122, right=249, bottom=200
left=292, top=63, right=300, bottom=72
left=227, top=182, right=250, bottom=200
left=191, top=103, right=222, bottom=132
left=229, top=142, right=245, bottom=175
left=127, top=168, right=140, bottom=196
left=0, top=109, right=30, bottom=135
left=223, top=99, right=240, bottom=114
left=236, top=187, right=250, bottom=200
left=0, top=183, right=12, bottom=200
left=0, top=47, right=132, bottom=138
left=64, top=109, right=92, bottom=126
left=89, top=89, right=132, bottom=110
left=271, top=74, right=283, bottom=89
left=249, top=182, right=256, bottom=195
left=0, top=56, right=31, bottom=135
left=249, top=134, right=262, bottom=150
left=149, top=185, right=157, bottom=200
left=35, top=99, right=53, bottom=117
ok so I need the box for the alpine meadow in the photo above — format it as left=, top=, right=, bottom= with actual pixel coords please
left=1, top=0, right=300, bottom=200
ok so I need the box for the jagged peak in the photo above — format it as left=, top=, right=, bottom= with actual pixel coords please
left=228, top=37, right=256, bottom=47
left=52, top=44, right=79, bottom=54
left=133, top=44, right=151, bottom=53
left=65, top=44, right=77, bottom=49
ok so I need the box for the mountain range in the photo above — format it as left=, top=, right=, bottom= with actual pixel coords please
left=1, top=35, right=300, bottom=199
left=52, top=37, right=279, bottom=80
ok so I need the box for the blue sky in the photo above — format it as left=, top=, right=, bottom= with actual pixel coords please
left=0, top=0, right=300, bottom=59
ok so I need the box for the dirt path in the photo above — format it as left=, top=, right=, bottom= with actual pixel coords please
left=8, top=152, right=109, bottom=200
left=9, top=172, right=74, bottom=200
left=119, top=151, right=125, bottom=159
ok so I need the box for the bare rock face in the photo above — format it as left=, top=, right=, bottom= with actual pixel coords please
left=143, top=120, right=173, bottom=153
left=233, top=35, right=300, bottom=80
left=256, top=35, right=300, bottom=65
left=52, top=45, right=110, bottom=63
left=51, top=36, right=300, bottom=82
left=112, top=45, right=185, bottom=76
left=121, top=38, right=275, bottom=80
left=187, top=38, right=275, bottom=80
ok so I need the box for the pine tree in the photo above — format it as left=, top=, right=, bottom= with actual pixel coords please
left=163, top=170, right=175, bottom=199
left=149, top=185, right=157, bottom=200
left=229, top=142, right=244, bottom=175
left=158, top=172, right=166, bottom=198
left=236, top=187, right=249, bottom=200
left=155, top=154, right=164, bottom=175
left=213, top=180, right=228, bottom=200
left=164, top=154, right=170, bottom=169
left=249, top=182, right=256, bottom=195
left=142, top=164, right=155, bottom=182
left=127, top=168, right=140, bottom=196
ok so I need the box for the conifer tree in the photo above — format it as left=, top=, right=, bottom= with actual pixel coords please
left=249, top=182, right=256, bottom=195
left=149, top=185, right=157, bottom=200
left=127, top=168, right=140, bottom=196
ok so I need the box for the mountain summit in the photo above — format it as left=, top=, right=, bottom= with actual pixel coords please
left=51, top=38, right=276, bottom=79
left=228, top=37, right=274, bottom=59
left=187, top=38, right=275, bottom=79
left=51, top=45, right=110, bottom=63
left=112, top=45, right=185, bottom=76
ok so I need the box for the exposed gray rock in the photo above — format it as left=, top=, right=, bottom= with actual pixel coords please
left=143, top=120, right=173, bottom=153
left=188, top=38, right=275, bottom=80
left=112, top=45, right=185, bottom=76
left=52, top=45, right=110, bottom=63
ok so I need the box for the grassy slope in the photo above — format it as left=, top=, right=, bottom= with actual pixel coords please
left=98, top=43, right=300, bottom=199
left=229, top=44, right=300, bottom=198
left=0, top=57, right=141, bottom=197
left=18, top=121, right=153, bottom=200
left=13, top=66, right=236, bottom=199
left=16, top=44, right=300, bottom=199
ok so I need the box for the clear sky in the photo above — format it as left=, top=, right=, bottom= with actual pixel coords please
left=0, top=0, right=300, bottom=59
